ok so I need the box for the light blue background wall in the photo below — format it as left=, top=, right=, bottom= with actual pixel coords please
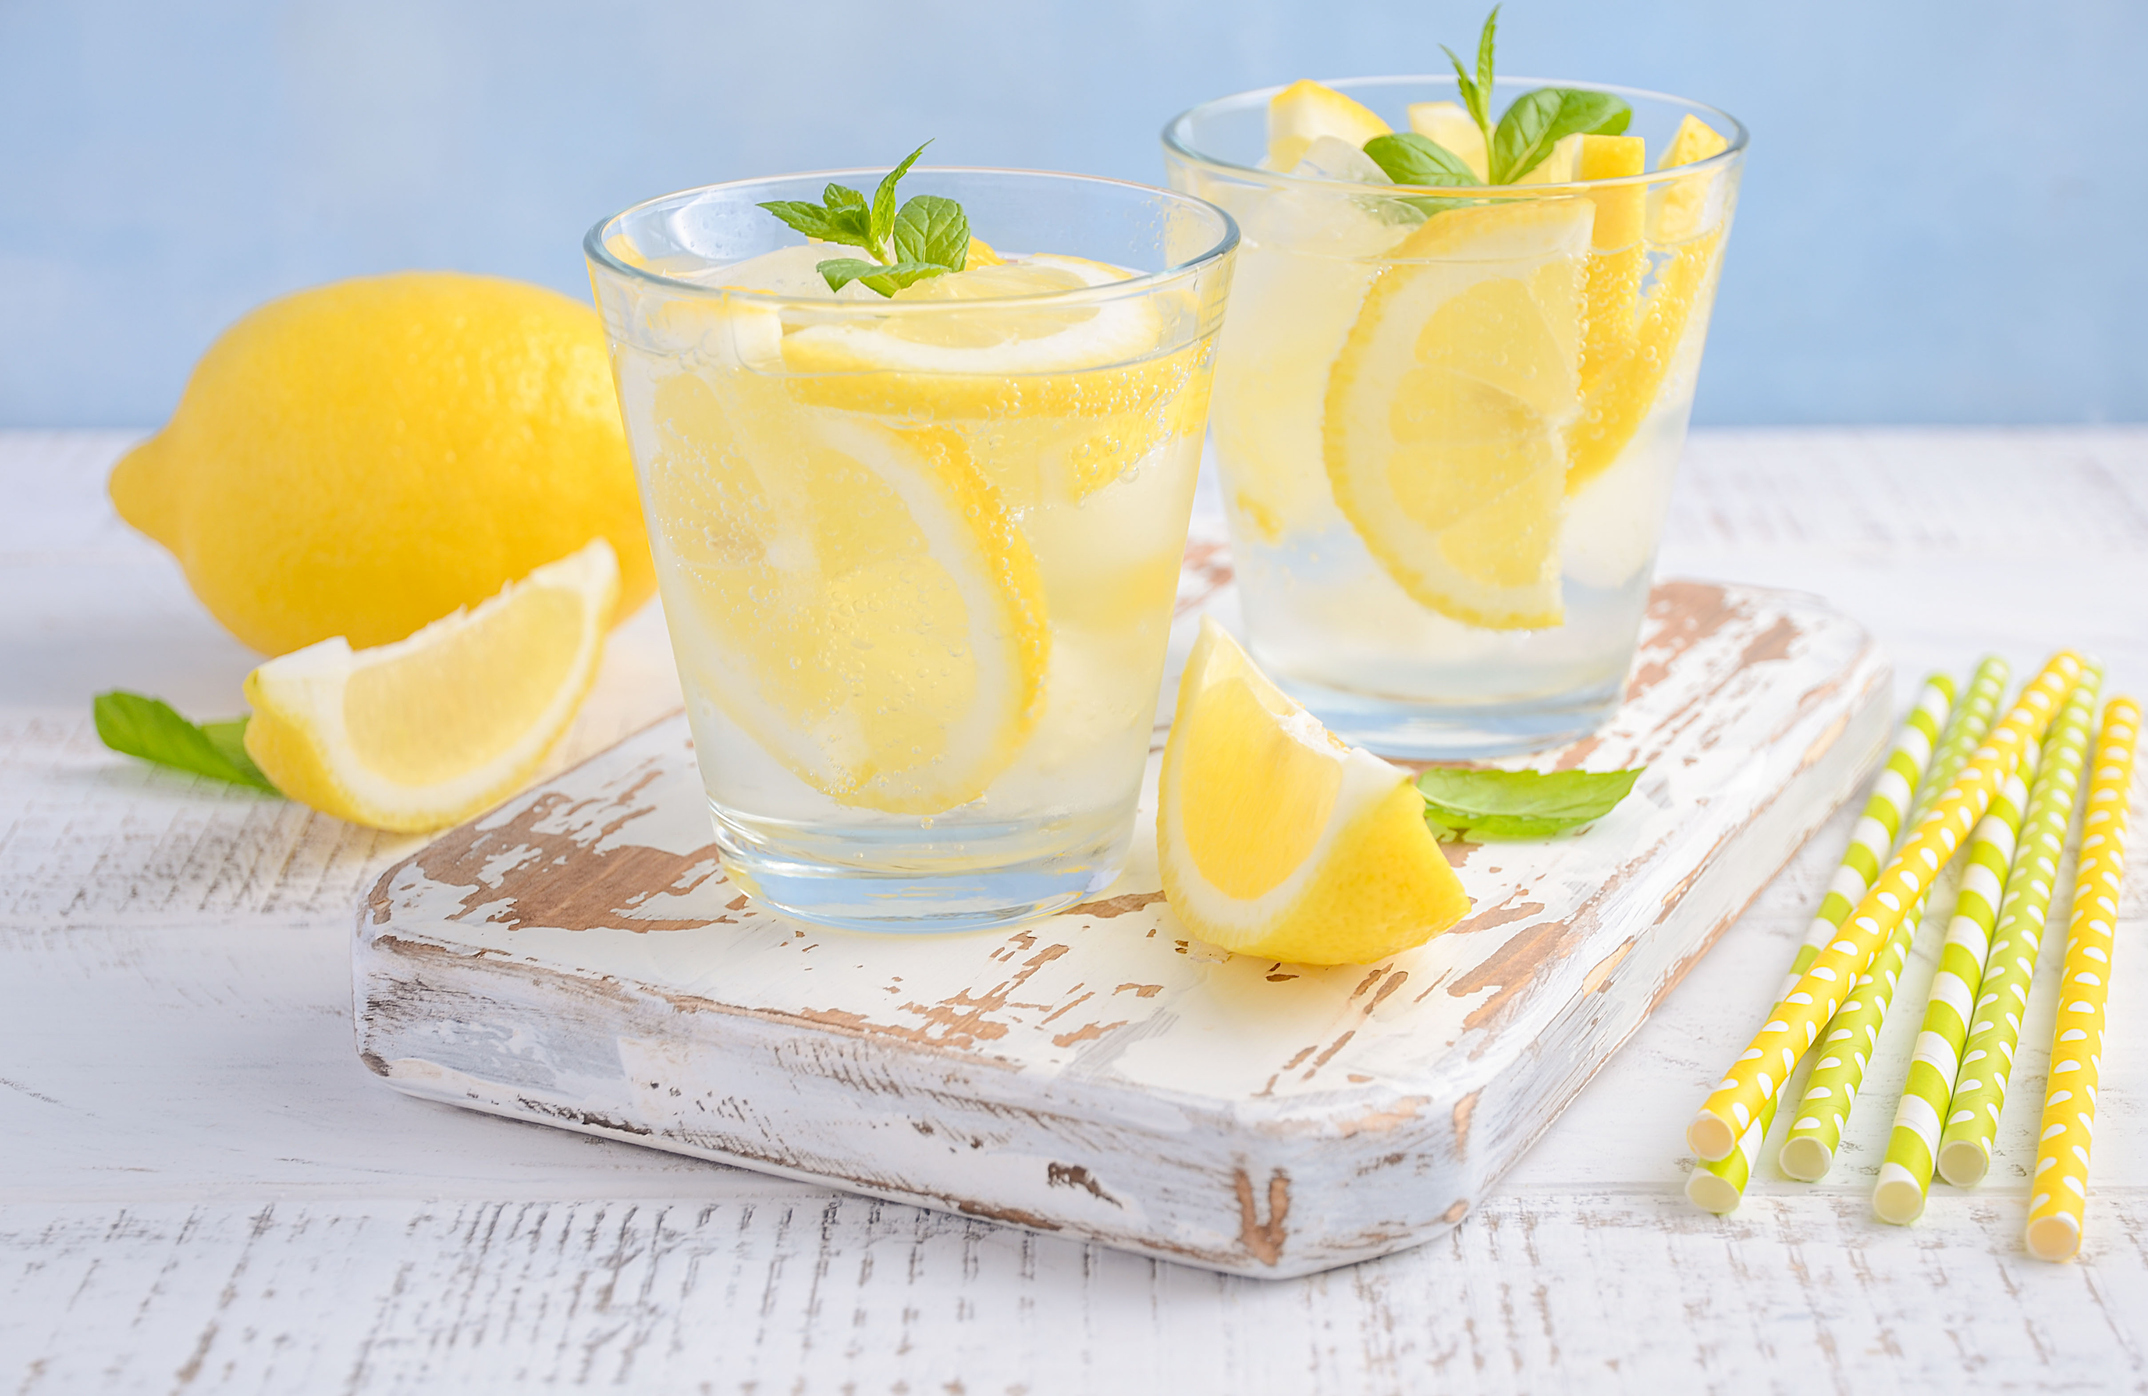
left=2, top=0, right=2142, bottom=428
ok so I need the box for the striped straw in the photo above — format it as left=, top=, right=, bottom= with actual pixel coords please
left=1775, top=660, right=2008, bottom=1182
left=1688, top=652, right=2086, bottom=1163
left=2025, top=697, right=2139, bottom=1262
left=1684, top=673, right=1957, bottom=1213
left=1936, top=667, right=2104, bottom=1187
left=1872, top=749, right=2037, bottom=1222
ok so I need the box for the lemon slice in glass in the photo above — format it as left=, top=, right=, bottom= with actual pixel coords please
left=642, top=370, right=1050, bottom=816
left=241, top=539, right=618, bottom=832
left=1266, top=79, right=1391, bottom=171
left=1157, top=618, right=1471, bottom=964
left=1323, top=197, right=1592, bottom=630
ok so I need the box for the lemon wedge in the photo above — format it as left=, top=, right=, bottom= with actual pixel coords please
left=640, top=371, right=1050, bottom=815
left=1268, top=80, right=1390, bottom=171
left=241, top=539, right=618, bottom=832
left=1567, top=118, right=1729, bottom=493
left=1406, top=101, right=1489, bottom=181
left=1323, top=197, right=1592, bottom=629
left=1157, top=619, right=1470, bottom=964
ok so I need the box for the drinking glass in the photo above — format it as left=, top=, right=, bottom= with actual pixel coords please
left=1165, top=78, right=1745, bottom=756
left=587, top=169, right=1236, bottom=931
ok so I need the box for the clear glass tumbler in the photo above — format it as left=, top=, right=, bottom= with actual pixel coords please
left=1165, top=77, right=1745, bottom=757
left=586, top=169, right=1236, bottom=932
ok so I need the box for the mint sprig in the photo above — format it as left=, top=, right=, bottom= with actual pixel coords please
left=757, top=142, right=970, bottom=296
left=1378, top=7, right=1635, bottom=188
left=1416, top=766, right=1643, bottom=841
left=93, top=691, right=279, bottom=793
left=1362, top=133, right=1480, bottom=188
left=1491, top=87, right=1631, bottom=184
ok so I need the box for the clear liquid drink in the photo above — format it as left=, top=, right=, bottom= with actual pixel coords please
left=1166, top=78, right=1744, bottom=756
left=587, top=169, right=1235, bottom=930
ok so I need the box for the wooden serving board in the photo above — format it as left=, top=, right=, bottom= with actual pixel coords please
left=356, top=561, right=1890, bottom=1278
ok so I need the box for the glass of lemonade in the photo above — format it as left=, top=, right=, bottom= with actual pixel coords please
left=1164, top=77, right=1745, bottom=757
left=586, top=168, right=1236, bottom=932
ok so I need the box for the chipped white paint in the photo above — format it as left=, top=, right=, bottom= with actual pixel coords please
left=359, top=578, right=1888, bottom=1276
left=4, top=428, right=2146, bottom=1387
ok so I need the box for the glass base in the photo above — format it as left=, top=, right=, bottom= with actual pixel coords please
left=709, top=802, right=1134, bottom=934
left=1275, top=674, right=1624, bottom=760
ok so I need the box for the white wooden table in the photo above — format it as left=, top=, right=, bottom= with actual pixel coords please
left=3, top=428, right=2145, bottom=1392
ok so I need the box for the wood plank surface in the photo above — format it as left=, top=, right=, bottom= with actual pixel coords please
left=3, top=428, right=2145, bottom=1390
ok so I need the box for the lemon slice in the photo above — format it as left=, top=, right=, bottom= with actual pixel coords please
left=1323, top=197, right=1592, bottom=629
left=779, top=254, right=1195, bottom=507
left=1157, top=618, right=1470, bottom=964
left=241, top=539, right=618, bottom=832
left=1268, top=80, right=1391, bottom=171
left=641, top=371, right=1049, bottom=815
left=1566, top=119, right=1729, bottom=494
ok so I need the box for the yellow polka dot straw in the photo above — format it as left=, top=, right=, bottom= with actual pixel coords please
left=1687, top=651, right=2086, bottom=1164
left=1936, top=667, right=2103, bottom=1187
left=1871, top=752, right=2036, bottom=1222
left=2025, top=696, right=2139, bottom=1263
left=1774, top=660, right=2006, bottom=1184
left=1685, top=672, right=1958, bottom=1214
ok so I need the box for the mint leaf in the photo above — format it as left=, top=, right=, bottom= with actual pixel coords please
left=816, top=258, right=952, bottom=295
left=94, top=691, right=278, bottom=792
left=1416, top=766, right=1642, bottom=841
left=1490, top=87, right=1631, bottom=183
left=758, top=199, right=839, bottom=241
left=819, top=183, right=873, bottom=247
left=893, top=194, right=970, bottom=271
left=1363, top=133, right=1479, bottom=187
left=1442, top=6, right=1499, bottom=153
left=870, top=142, right=931, bottom=260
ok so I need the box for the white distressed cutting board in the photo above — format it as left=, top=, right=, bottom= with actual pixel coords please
left=356, top=567, right=1889, bottom=1278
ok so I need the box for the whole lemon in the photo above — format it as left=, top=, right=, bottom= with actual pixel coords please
left=110, top=271, right=655, bottom=655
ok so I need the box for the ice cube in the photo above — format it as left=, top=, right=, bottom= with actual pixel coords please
left=1290, top=136, right=1394, bottom=186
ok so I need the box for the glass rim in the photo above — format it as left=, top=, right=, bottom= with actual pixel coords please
left=1162, top=75, right=1748, bottom=195
left=584, top=165, right=1240, bottom=310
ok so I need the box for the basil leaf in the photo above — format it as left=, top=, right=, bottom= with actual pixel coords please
left=1441, top=45, right=1486, bottom=137
left=1416, top=766, right=1642, bottom=841
left=817, top=257, right=951, bottom=297
left=1363, top=133, right=1479, bottom=187
left=892, top=194, right=970, bottom=270
left=1490, top=87, right=1631, bottom=183
left=870, top=142, right=932, bottom=259
left=93, top=691, right=278, bottom=792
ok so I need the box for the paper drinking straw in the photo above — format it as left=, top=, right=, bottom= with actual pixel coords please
left=1936, top=668, right=2104, bottom=1187
left=1775, top=660, right=2008, bottom=1183
left=2025, top=697, right=2139, bottom=1262
left=1871, top=751, right=2037, bottom=1222
left=1685, top=673, right=1957, bottom=1213
left=1687, top=651, right=2086, bottom=1163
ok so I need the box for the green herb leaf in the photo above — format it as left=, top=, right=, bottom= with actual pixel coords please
left=892, top=194, right=970, bottom=271
left=1416, top=766, right=1643, bottom=841
left=1442, top=6, right=1500, bottom=152
left=816, top=257, right=953, bottom=295
left=870, top=141, right=932, bottom=259
left=1363, top=132, right=1480, bottom=187
left=93, top=691, right=278, bottom=792
left=1490, top=87, right=1631, bottom=183
left=819, top=183, right=874, bottom=246
left=758, top=199, right=840, bottom=241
